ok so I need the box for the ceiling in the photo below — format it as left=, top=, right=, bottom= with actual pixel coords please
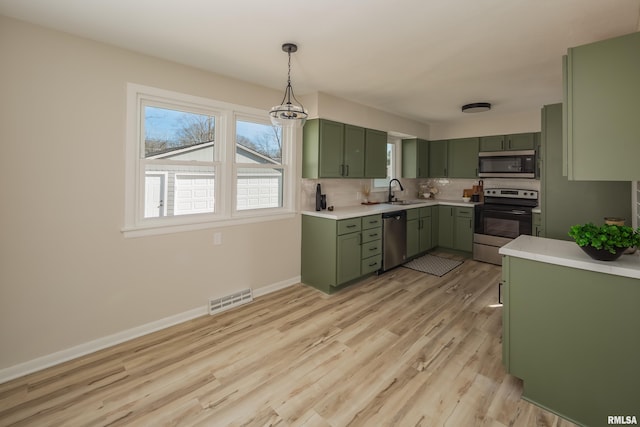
left=1, top=0, right=639, bottom=124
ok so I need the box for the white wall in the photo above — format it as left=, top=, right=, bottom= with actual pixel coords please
left=0, top=16, right=436, bottom=380
left=429, top=109, right=542, bottom=140
left=0, top=16, right=303, bottom=378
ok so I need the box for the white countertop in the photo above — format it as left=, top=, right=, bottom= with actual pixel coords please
left=302, top=199, right=480, bottom=220
left=531, top=206, right=541, bottom=214
left=499, top=235, right=640, bottom=279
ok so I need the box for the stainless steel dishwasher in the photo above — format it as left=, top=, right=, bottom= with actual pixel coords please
left=381, top=210, right=407, bottom=272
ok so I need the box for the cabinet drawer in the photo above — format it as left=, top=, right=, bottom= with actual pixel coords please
left=361, top=239, right=382, bottom=258
left=362, top=214, right=382, bottom=230
left=362, top=227, right=382, bottom=243
left=361, top=255, right=382, bottom=274
left=419, top=206, right=432, bottom=217
left=456, top=207, right=474, bottom=218
left=337, top=218, right=361, bottom=235
left=406, top=208, right=419, bottom=221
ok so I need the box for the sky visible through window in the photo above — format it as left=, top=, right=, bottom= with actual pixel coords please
left=145, top=107, right=278, bottom=145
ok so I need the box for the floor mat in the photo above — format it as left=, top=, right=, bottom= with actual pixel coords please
left=402, top=254, right=463, bottom=277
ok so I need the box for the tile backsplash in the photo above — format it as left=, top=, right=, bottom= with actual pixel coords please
left=300, top=178, right=541, bottom=211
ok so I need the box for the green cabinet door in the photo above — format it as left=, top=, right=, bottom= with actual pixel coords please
left=303, top=119, right=345, bottom=178
left=479, top=135, right=505, bottom=151
left=448, top=137, right=479, bottom=178
left=429, top=140, right=448, bottom=178
left=453, top=207, right=474, bottom=252
left=336, top=232, right=361, bottom=284
left=419, top=216, right=433, bottom=252
left=343, top=124, right=365, bottom=177
left=364, top=128, right=388, bottom=178
left=565, top=31, right=640, bottom=180
left=437, top=205, right=454, bottom=249
left=506, top=133, right=536, bottom=150
left=402, top=138, right=429, bottom=178
left=406, top=218, right=420, bottom=258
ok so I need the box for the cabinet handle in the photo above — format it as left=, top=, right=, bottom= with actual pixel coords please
left=369, top=246, right=378, bottom=251
left=444, top=167, right=447, bottom=176
left=369, top=262, right=378, bottom=267
left=370, top=233, right=378, bottom=238
left=345, top=164, right=349, bottom=176
left=347, top=224, right=357, bottom=228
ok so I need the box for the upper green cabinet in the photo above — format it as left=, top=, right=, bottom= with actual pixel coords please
left=401, top=138, right=429, bottom=178
left=302, top=119, right=387, bottom=179
left=479, top=133, right=538, bottom=152
left=428, top=140, right=448, bottom=178
left=564, top=31, right=640, bottom=181
left=428, top=138, right=479, bottom=178
left=364, top=128, right=388, bottom=178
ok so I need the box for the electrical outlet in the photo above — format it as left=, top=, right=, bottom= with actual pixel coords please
left=213, top=232, right=222, bottom=245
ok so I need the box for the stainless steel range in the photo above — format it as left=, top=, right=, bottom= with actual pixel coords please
left=473, top=188, right=538, bottom=265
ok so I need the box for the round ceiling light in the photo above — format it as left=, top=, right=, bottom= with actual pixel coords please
left=461, top=102, right=491, bottom=113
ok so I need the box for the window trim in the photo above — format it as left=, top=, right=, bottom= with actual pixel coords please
left=123, top=83, right=296, bottom=238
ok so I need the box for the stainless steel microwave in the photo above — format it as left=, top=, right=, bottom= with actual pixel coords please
left=478, top=150, right=536, bottom=178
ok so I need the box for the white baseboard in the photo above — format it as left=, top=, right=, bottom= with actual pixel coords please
left=253, top=275, right=300, bottom=298
left=0, top=276, right=299, bottom=384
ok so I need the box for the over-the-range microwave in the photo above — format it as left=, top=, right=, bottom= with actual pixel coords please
left=478, top=150, right=536, bottom=178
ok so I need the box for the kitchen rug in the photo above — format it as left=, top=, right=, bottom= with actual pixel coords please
left=402, top=254, right=463, bottom=277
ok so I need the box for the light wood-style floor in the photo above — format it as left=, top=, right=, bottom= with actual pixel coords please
left=0, top=254, right=577, bottom=426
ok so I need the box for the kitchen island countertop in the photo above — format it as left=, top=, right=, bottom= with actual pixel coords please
left=302, top=199, right=481, bottom=220
left=499, top=234, right=640, bottom=279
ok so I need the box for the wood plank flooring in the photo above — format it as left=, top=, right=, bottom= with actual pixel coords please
left=0, top=254, right=578, bottom=426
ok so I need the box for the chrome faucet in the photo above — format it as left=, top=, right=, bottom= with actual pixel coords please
left=388, top=178, right=404, bottom=202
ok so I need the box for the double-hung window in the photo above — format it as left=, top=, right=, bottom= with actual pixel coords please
left=124, top=84, right=294, bottom=237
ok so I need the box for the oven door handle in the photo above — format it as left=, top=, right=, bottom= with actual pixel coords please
left=510, top=210, right=528, bottom=215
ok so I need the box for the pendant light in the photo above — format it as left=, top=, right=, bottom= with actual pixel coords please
left=269, top=43, right=308, bottom=128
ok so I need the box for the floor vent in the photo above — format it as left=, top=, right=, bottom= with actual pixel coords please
left=209, top=288, right=253, bottom=315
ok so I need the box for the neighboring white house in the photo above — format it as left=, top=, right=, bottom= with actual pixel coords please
left=145, top=141, right=282, bottom=217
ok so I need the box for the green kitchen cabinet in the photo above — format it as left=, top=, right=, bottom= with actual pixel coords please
left=302, top=214, right=382, bottom=294
left=401, top=138, right=429, bottom=178
left=343, top=124, right=366, bottom=178
left=454, top=207, right=474, bottom=252
left=361, top=214, right=383, bottom=273
left=303, top=119, right=344, bottom=178
left=428, top=138, right=478, bottom=178
left=541, top=103, right=630, bottom=240
left=406, top=207, right=434, bottom=258
left=502, top=255, right=640, bottom=427
left=303, top=118, right=387, bottom=179
left=564, top=31, right=640, bottom=180
left=364, top=128, right=388, bottom=178
left=437, top=205, right=455, bottom=249
left=428, top=140, right=448, bottom=178
left=437, top=205, right=473, bottom=252
left=479, top=133, right=537, bottom=152
left=336, top=231, right=362, bottom=284
left=448, top=137, right=479, bottom=178
left=406, top=209, right=420, bottom=258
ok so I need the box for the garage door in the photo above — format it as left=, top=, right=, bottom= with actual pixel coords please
left=174, top=174, right=215, bottom=215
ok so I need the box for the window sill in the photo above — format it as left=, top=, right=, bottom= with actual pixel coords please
left=122, top=211, right=297, bottom=238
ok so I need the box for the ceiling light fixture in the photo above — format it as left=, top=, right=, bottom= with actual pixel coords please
left=269, top=43, right=308, bottom=128
left=462, top=102, right=492, bottom=113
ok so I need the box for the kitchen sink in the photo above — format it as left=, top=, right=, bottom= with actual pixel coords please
left=385, top=200, right=425, bottom=205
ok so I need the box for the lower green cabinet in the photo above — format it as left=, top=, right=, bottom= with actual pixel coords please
left=302, top=214, right=381, bottom=294
left=407, top=207, right=435, bottom=258
left=502, top=255, right=640, bottom=426
left=437, top=205, right=473, bottom=252
left=336, top=232, right=361, bottom=284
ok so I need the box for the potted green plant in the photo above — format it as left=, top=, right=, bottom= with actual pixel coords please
left=568, top=223, right=640, bottom=261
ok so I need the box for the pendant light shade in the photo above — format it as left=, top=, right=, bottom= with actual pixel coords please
left=269, top=43, right=308, bottom=128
